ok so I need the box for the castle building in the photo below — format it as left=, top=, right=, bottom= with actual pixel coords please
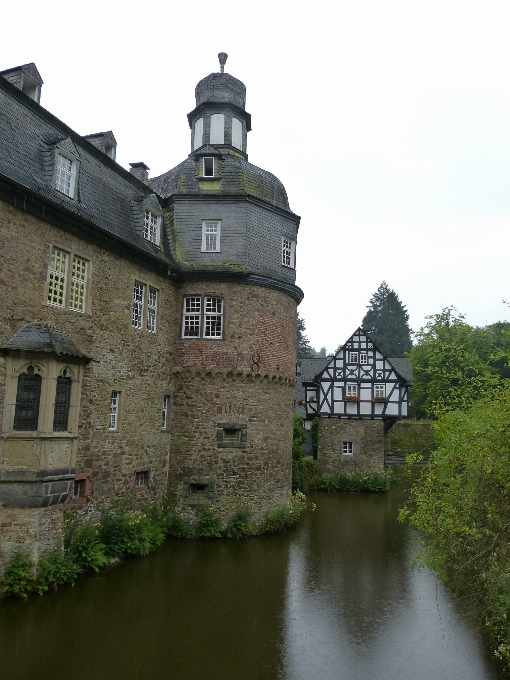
left=0, top=56, right=302, bottom=569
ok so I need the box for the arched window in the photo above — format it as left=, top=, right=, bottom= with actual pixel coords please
left=53, top=370, right=72, bottom=432
left=13, top=366, right=42, bottom=431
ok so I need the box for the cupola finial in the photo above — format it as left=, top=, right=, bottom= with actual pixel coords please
left=218, top=52, right=228, bottom=73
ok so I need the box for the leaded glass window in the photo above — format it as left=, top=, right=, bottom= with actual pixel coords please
left=147, top=287, right=158, bottom=333
left=55, top=153, right=73, bottom=196
left=282, top=237, right=295, bottom=268
left=48, top=247, right=68, bottom=307
left=204, top=297, right=223, bottom=338
left=13, top=366, right=42, bottom=431
left=53, top=374, right=72, bottom=432
left=135, top=470, right=149, bottom=488
left=69, top=256, right=87, bottom=312
left=109, top=391, right=120, bottom=430
left=143, top=211, right=160, bottom=245
left=132, top=281, right=145, bottom=329
left=182, top=297, right=202, bottom=337
left=202, top=221, right=220, bottom=252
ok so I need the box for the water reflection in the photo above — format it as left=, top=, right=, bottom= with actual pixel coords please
left=0, top=478, right=505, bottom=680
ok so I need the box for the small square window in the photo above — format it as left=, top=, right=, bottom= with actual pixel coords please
left=342, top=441, right=354, bottom=455
left=282, top=237, right=295, bottom=268
left=374, top=384, right=386, bottom=398
left=346, top=384, right=358, bottom=397
left=190, top=482, right=208, bottom=497
left=349, top=352, right=358, bottom=363
left=70, top=474, right=90, bottom=504
left=202, top=221, right=221, bottom=252
left=182, top=295, right=224, bottom=339
left=134, top=469, right=149, bottom=490
left=217, top=422, right=247, bottom=448
left=202, top=157, right=215, bottom=177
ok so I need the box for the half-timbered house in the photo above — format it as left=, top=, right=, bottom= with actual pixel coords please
left=301, top=328, right=413, bottom=473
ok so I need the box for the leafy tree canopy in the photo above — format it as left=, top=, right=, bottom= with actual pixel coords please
left=410, top=307, right=505, bottom=418
left=361, top=282, right=412, bottom=356
left=297, top=312, right=314, bottom=367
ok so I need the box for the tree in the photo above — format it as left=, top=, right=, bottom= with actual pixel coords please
left=361, top=282, right=412, bottom=356
left=297, top=312, right=314, bottom=367
left=410, top=307, right=501, bottom=418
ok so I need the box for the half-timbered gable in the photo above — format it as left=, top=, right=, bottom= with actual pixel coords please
left=303, top=328, right=412, bottom=424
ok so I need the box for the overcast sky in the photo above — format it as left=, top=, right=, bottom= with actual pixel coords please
left=1, top=0, right=509, bottom=353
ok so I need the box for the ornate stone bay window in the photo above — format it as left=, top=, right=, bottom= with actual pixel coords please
left=0, top=323, right=90, bottom=508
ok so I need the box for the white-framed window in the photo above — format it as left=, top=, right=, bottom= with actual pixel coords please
left=210, top=113, right=225, bottom=144
left=132, top=282, right=158, bottom=332
left=143, top=210, right=161, bottom=245
left=202, top=221, right=221, bottom=252
left=147, top=287, right=158, bottom=333
left=349, top=352, right=358, bottom=363
left=282, top=237, right=296, bottom=268
left=162, top=395, right=170, bottom=430
left=360, top=353, right=368, bottom=364
left=342, top=441, right=354, bottom=455
left=374, top=384, right=386, bottom=398
left=232, top=117, right=243, bottom=150
left=55, top=152, right=76, bottom=197
left=346, top=384, right=358, bottom=397
left=132, top=281, right=145, bottom=329
left=194, top=117, right=204, bottom=150
left=182, top=295, right=224, bottom=339
left=47, top=246, right=89, bottom=312
left=109, top=391, right=120, bottom=431
left=202, top=157, right=216, bottom=177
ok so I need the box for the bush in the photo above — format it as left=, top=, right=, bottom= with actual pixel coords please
left=292, top=459, right=319, bottom=492
left=312, top=470, right=392, bottom=493
left=65, top=522, right=108, bottom=572
left=225, top=508, right=251, bottom=538
left=258, top=491, right=307, bottom=534
left=0, top=553, right=36, bottom=599
left=167, top=512, right=195, bottom=538
left=36, top=547, right=82, bottom=594
left=292, top=414, right=307, bottom=461
left=310, top=417, right=320, bottom=457
left=196, top=503, right=223, bottom=538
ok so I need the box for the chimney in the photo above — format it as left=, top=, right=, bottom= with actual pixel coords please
left=129, top=162, right=150, bottom=182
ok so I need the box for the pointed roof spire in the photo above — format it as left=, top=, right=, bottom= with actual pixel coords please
left=218, top=52, right=228, bottom=73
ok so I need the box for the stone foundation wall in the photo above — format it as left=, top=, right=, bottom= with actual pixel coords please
left=317, top=419, right=385, bottom=475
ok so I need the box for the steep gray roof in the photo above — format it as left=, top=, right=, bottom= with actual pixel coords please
left=150, top=151, right=293, bottom=212
left=300, top=357, right=331, bottom=383
left=388, top=358, right=414, bottom=385
left=0, top=323, right=90, bottom=360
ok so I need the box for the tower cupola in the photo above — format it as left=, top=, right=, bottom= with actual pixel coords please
left=188, top=53, right=251, bottom=157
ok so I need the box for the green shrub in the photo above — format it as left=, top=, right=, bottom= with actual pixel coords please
left=292, top=414, right=307, bottom=461
left=0, top=553, right=36, bottom=599
left=312, top=470, right=392, bottom=493
left=167, top=512, right=195, bottom=538
left=99, top=507, right=131, bottom=558
left=36, top=547, right=82, bottom=594
left=310, top=417, right=320, bottom=457
left=197, top=503, right=223, bottom=538
left=225, top=508, right=251, bottom=538
left=292, top=459, right=319, bottom=492
left=258, top=491, right=307, bottom=534
left=122, top=512, right=167, bottom=556
left=65, top=522, right=108, bottom=572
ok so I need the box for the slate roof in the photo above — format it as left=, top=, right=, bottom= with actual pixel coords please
left=388, top=358, right=414, bottom=385
left=300, top=357, right=331, bottom=383
left=0, top=75, right=172, bottom=267
left=150, top=151, right=293, bottom=212
left=0, top=323, right=90, bottom=360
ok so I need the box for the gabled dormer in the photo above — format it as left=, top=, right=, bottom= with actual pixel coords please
left=0, top=62, right=43, bottom=103
left=193, top=145, right=223, bottom=179
left=302, top=328, right=413, bottom=422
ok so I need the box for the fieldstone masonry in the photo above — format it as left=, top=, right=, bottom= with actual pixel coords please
left=317, top=419, right=385, bottom=475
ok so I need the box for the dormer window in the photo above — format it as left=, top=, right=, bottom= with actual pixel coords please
left=143, top=210, right=161, bottom=245
left=202, top=157, right=216, bottom=177
left=55, top=153, right=76, bottom=197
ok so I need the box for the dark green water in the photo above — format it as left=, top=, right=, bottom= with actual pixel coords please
left=0, top=477, right=505, bottom=679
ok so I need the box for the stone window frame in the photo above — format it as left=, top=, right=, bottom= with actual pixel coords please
left=342, top=441, right=354, bottom=456
left=109, top=390, right=122, bottom=431
left=181, top=295, right=224, bottom=340
left=132, top=467, right=150, bottom=493
left=70, top=473, right=90, bottom=505
left=161, top=393, right=171, bottom=431
left=281, top=236, right=296, bottom=269
left=46, top=245, right=91, bottom=314
left=143, top=210, right=161, bottom=246
left=2, top=356, right=83, bottom=436
left=182, top=477, right=216, bottom=505
left=131, top=279, right=159, bottom=333
left=217, top=422, right=247, bottom=449
left=201, top=220, right=221, bottom=252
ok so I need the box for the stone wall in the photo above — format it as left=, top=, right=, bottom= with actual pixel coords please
left=317, top=419, right=385, bottom=475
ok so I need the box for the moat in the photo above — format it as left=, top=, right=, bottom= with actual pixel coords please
left=0, top=475, right=505, bottom=680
